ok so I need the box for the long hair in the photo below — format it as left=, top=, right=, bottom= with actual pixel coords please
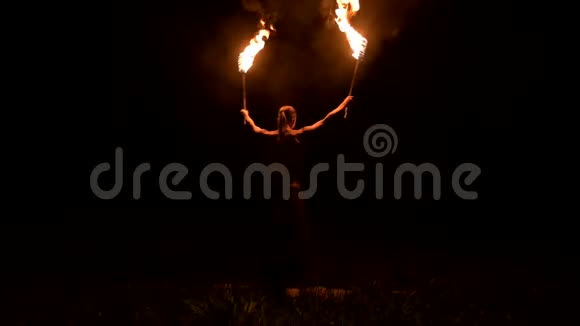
left=277, top=106, right=297, bottom=141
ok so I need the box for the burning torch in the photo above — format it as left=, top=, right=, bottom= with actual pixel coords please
left=238, top=20, right=274, bottom=124
left=334, top=0, right=367, bottom=118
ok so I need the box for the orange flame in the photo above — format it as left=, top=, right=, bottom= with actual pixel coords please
left=335, top=0, right=367, bottom=60
left=238, top=20, right=275, bottom=74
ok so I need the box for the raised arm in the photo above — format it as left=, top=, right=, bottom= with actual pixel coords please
left=298, top=96, right=353, bottom=133
left=241, top=109, right=278, bottom=136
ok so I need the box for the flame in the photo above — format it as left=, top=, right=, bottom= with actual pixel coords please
left=334, top=0, right=367, bottom=60
left=238, top=20, right=275, bottom=74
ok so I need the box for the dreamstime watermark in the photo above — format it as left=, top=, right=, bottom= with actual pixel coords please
left=90, top=124, right=481, bottom=200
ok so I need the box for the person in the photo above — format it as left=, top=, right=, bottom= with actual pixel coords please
left=240, top=95, right=353, bottom=138
left=240, top=95, right=354, bottom=298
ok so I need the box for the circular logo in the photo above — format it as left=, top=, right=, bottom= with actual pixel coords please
left=363, top=124, right=398, bottom=158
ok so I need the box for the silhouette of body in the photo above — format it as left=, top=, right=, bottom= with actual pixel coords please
left=241, top=96, right=353, bottom=295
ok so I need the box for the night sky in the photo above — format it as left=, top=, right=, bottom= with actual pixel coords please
left=8, top=0, right=564, bottom=293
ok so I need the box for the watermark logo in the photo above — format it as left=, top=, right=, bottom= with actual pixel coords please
left=363, top=124, right=398, bottom=158
left=90, top=124, right=481, bottom=200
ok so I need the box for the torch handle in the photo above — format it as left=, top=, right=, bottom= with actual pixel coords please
left=345, top=61, right=360, bottom=118
left=242, top=73, right=247, bottom=124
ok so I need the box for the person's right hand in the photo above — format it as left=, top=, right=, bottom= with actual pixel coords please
left=240, top=109, right=249, bottom=116
left=344, top=96, right=354, bottom=103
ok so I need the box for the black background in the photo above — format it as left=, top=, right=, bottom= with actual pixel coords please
left=7, top=0, right=568, bottom=308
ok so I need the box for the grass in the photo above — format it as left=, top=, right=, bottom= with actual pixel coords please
left=174, top=281, right=535, bottom=326
left=5, top=275, right=566, bottom=325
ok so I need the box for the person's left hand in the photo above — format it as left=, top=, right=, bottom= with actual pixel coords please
left=240, top=109, right=249, bottom=116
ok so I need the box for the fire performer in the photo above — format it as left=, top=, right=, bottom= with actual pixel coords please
left=240, top=95, right=353, bottom=295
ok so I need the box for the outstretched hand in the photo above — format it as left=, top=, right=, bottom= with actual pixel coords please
left=240, top=109, right=249, bottom=125
left=343, top=96, right=353, bottom=118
